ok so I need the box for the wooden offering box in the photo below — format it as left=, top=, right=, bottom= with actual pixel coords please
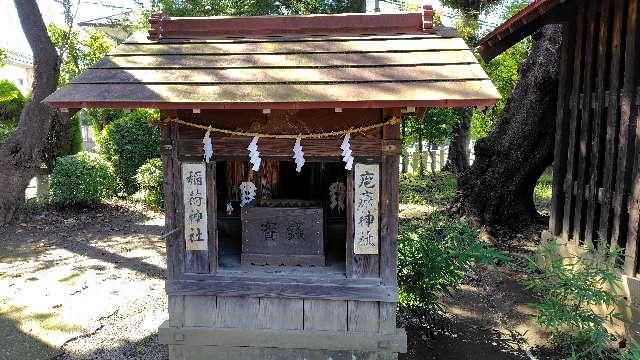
left=241, top=207, right=325, bottom=266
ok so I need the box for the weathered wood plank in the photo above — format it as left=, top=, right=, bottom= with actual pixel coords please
left=379, top=302, right=397, bottom=335
left=549, top=14, right=576, bottom=236
left=168, top=115, right=186, bottom=277
left=623, top=0, right=640, bottom=276
left=45, top=80, right=502, bottom=109
left=215, top=296, right=259, bottom=329
left=601, top=0, right=626, bottom=247
left=166, top=345, right=385, bottom=360
left=113, top=38, right=471, bottom=56
left=304, top=299, right=348, bottom=331
left=73, top=64, right=490, bottom=85
left=184, top=296, right=217, bottom=327
left=257, top=298, right=304, bottom=330
left=346, top=168, right=355, bottom=277
left=562, top=2, right=587, bottom=242
left=584, top=0, right=612, bottom=245
left=95, top=51, right=480, bottom=70
left=613, top=0, right=640, bottom=250
left=159, top=321, right=407, bottom=352
left=347, top=301, right=379, bottom=333
left=380, top=121, right=400, bottom=286
left=165, top=345, right=384, bottom=360
left=572, top=0, right=599, bottom=244
left=159, top=119, right=180, bottom=280
left=178, top=137, right=387, bottom=159
left=168, top=295, right=185, bottom=327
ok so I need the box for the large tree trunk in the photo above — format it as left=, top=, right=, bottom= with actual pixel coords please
left=445, top=108, right=472, bottom=173
left=457, top=25, right=562, bottom=228
left=0, top=0, right=59, bottom=224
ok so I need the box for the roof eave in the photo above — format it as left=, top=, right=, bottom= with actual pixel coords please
left=477, top=0, right=571, bottom=62
left=44, top=98, right=499, bottom=111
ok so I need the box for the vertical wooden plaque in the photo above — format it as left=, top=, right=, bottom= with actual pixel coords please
left=182, top=163, right=208, bottom=251
left=353, top=163, right=380, bottom=255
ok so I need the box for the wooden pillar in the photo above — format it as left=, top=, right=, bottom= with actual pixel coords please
left=623, top=0, right=640, bottom=276
left=549, top=17, right=577, bottom=236
left=160, top=109, right=184, bottom=280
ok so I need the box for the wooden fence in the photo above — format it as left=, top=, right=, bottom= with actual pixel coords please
left=548, top=0, right=640, bottom=278
left=402, top=142, right=475, bottom=174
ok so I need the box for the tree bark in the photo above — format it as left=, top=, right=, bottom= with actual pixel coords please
left=401, top=120, right=409, bottom=174
left=0, top=0, right=59, bottom=224
left=457, top=25, right=561, bottom=228
left=445, top=107, right=472, bottom=173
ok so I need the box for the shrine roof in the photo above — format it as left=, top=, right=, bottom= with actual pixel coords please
left=45, top=7, right=500, bottom=110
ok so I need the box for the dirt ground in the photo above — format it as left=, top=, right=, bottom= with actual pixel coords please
left=0, top=201, right=556, bottom=360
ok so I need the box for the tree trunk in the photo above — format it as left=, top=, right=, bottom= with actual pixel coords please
left=417, top=134, right=424, bottom=177
left=0, top=0, right=59, bottom=224
left=401, top=120, right=409, bottom=174
left=457, top=25, right=562, bottom=228
left=429, top=145, right=437, bottom=174
left=445, top=108, right=472, bottom=173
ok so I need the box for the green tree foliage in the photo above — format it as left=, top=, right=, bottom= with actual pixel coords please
left=98, top=109, right=160, bottom=195
left=403, top=109, right=458, bottom=175
left=471, top=0, right=532, bottom=139
left=47, top=24, right=113, bottom=86
left=44, top=24, right=114, bottom=167
left=0, top=80, right=27, bottom=142
left=135, top=158, right=164, bottom=208
left=51, top=152, right=116, bottom=206
left=0, top=48, right=6, bottom=67
left=152, top=0, right=365, bottom=16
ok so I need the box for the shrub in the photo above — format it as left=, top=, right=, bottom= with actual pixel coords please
left=51, top=152, right=116, bottom=206
left=398, top=212, right=508, bottom=311
left=0, top=80, right=26, bottom=142
left=523, top=240, right=623, bottom=359
left=135, top=158, right=164, bottom=208
left=98, top=109, right=160, bottom=195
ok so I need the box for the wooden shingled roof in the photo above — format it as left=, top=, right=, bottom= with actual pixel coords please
left=45, top=6, right=500, bottom=110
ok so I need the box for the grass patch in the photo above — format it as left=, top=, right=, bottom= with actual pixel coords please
left=534, top=168, right=553, bottom=216
left=399, top=172, right=457, bottom=207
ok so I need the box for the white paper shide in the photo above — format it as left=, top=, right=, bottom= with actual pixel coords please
left=182, top=163, right=208, bottom=251
left=353, top=163, right=379, bottom=254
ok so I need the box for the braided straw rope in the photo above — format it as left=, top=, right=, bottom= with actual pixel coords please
left=167, top=116, right=401, bottom=139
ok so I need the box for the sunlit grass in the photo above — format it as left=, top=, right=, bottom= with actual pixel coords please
left=534, top=169, right=553, bottom=216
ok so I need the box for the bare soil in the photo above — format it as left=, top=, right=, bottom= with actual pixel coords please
left=0, top=201, right=558, bottom=360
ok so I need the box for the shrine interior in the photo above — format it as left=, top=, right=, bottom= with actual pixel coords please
left=216, top=159, right=348, bottom=274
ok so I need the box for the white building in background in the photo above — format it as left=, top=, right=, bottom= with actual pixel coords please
left=0, top=48, right=33, bottom=95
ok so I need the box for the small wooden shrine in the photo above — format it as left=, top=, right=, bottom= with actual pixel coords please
left=46, top=6, right=499, bottom=359
left=478, top=0, right=640, bottom=341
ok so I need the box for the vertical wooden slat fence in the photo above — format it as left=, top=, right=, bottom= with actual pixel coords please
left=549, top=0, right=640, bottom=277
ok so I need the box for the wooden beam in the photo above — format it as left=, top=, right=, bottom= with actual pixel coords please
left=158, top=321, right=407, bottom=352
left=165, top=280, right=398, bottom=302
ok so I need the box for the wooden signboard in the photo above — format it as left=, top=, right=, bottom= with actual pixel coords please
left=241, top=207, right=324, bottom=266
left=182, top=163, right=208, bottom=251
left=353, top=163, right=380, bottom=254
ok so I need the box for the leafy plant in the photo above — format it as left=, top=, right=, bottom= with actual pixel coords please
left=134, top=158, right=164, bottom=208
left=398, top=212, right=508, bottom=311
left=523, top=240, right=623, bottom=359
left=0, top=80, right=26, bottom=142
left=98, top=109, right=160, bottom=195
left=51, top=152, right=116, bottom=206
